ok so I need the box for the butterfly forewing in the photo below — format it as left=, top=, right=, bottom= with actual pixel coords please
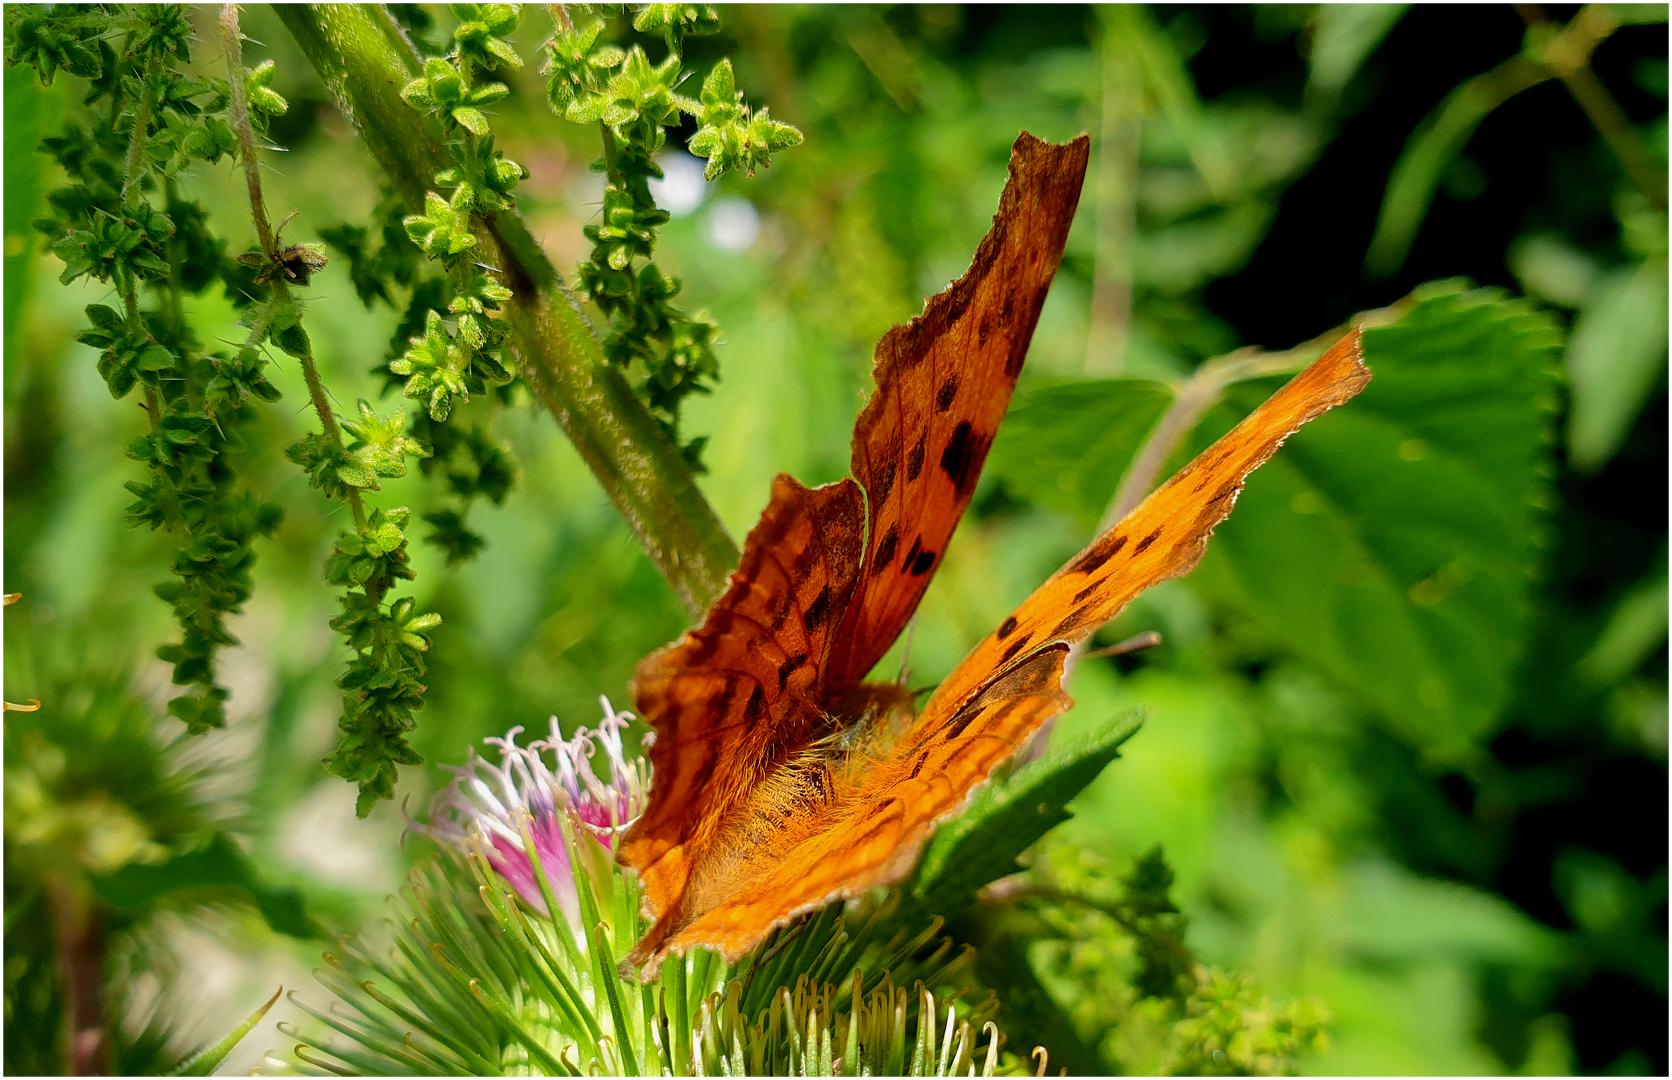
left=827, top=132, right=1093, bottom=690
left=622, top=132, right=1092, bottom=971
left=917, top=329, right=1370, bottom=727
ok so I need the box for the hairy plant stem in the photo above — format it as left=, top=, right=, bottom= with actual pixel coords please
left=221, top=4, right=366, bottom=533
left=275, top=3, right=738, bottom=615
left=119, top=53, right=162, bottom=202
left=46, top=874, right=109, bottom=1076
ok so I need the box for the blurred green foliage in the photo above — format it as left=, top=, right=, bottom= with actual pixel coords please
left=4, top=3, right=1666, bottom=1075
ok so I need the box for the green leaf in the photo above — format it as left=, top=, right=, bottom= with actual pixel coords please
left=911, top=710, right=1145, bottom=915
left=1565, top=258, right=1668, bottom=473
left=273, top=321, right=310, bottom=358
left=89, top=832, right=322, bottom=938
left=987, top=379, right=1173, bottom=527
left=1192, top=285, right=1562, bottom=757
left=167, top=986, right=282, bottom=1076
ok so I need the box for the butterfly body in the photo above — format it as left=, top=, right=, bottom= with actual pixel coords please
left=618, top=131, right=1369, bottom=974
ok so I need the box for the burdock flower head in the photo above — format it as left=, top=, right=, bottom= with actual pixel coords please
left=417, top=696, right=649, bottom=929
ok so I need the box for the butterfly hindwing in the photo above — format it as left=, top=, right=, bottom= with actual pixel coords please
left=826, top=131, right=1092, bottom=689
left=649, top=645, right=1073, bottom=959
left=622, top=474, right=866, bottom=938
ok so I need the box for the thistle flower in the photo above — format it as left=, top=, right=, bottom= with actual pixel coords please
left=285, top=697, right=1031, bottom=1076
left=415, top=696, right=648, bottom=930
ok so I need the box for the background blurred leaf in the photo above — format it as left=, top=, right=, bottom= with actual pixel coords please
left=1193, top=287, right=1562, bottom=756
left=1365, top=58, right=1552, bottom=278
left=1306, top=4, right=1411, bottom=106
left=987, top=380, right=1170, bottom=527
left=91, top=833, right=321, bottom=939
left=1564, top=257, right=1669, bottom=472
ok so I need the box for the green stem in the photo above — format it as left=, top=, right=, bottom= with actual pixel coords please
left=119, top=52, right=162, bottom=432
left=220, top=5, right=276, bottom=257
left=275, top=3, right=738, bottom=614
left=223, top=4, right=366, bottom=534
left=119, top=53, right=162, bottom=202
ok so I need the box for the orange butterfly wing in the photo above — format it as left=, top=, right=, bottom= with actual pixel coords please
left=626, top=331, right=1369, bottom=968
left=924, top=329, right=1371, bottom=722
left=621, top=475, right=866, bottom=939
left=620, top=132, right=1091, bottom=970
left=827, top=132, right=1092, bottom=689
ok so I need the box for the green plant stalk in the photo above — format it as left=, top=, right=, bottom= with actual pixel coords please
left=274, top=2, right=739, bottom=615
left=1364, top=54, right=1552, bottom=278
left=117, top=52, right=165, bottom=430
left=222, top=4, right=367, bottom=533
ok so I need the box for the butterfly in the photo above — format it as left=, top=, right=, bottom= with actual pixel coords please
left=617, top=130, right=1371, bottom=974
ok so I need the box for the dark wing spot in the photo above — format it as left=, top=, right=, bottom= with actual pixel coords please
left=1050, top=613, right=1082, bottom=639
left=1134, top=528, right=1163, bottom=555
left=903, top=535, right=923, bottom=575
left=1070, top=534, right=1127, bottom=576
left=745, top=684, right=766, bottom=721
left=999, top=634, right=1030, bottom=665
left=870, top=456, right=898, bottom=508
left=1073, top=581, right=1099, bottom=603
left=777, top=652, right=809, bottom=691
left=907, top=436, right=927, bottom=481
left=938, top=420, right=976, bottom=490
left=909, top=749, right=930, bottom=779
left=804, top=585, right=832, bottom=631
left=769, top=601, right=792, bottom=633
left=909, top=549, right=936, bottom=576
left=942, top=705, right=981, bottom=741
left=935, top=376, right=960, bottom=413
left=977, top=315, right=994, bottom=347
left=997, top=615, right=1019, bottom=639
left=942, top=276, right=975, bottom=324
left=873, top=525, right=900, bottom=573
left=1004, top=284, right=1052, bottom=377
left=712, top=674, right=740, bottom=716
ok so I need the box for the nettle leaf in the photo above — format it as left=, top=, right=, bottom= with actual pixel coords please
left=1191, top=285, right=1562, bottom=757
left=910, top=711, right=1145, bottom=916
left=987, top=379, right=1173, bottom=527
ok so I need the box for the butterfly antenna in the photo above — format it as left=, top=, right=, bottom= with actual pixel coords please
left=1083, top=631, right=1163, bottom=659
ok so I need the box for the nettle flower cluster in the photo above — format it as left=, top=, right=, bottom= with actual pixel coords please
left=10, top=2, right=802, bottom=818
left=545, top=6, right=803, bottom=469
left=13, top=5, right=294, bottom=734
